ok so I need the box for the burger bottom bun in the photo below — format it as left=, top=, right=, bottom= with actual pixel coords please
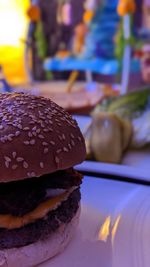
left=0, top=206, right=81, bottom=267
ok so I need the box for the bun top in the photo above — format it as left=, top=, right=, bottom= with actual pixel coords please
left=0, top=93, right=86, bottom=182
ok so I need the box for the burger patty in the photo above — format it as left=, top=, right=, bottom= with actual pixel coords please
left=0, top=188, right=80, bottom=249
left=0, top=168, right=82, bottom=216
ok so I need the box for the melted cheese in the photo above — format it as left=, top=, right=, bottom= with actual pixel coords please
left=0, top=189, right=72, bottom=230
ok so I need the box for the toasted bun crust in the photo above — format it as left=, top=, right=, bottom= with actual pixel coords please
left=0, top=93, right=86, bottom=182
left=0, top=206, right=80, bottom=267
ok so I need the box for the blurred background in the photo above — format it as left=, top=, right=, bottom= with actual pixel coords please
left=0, top=0, right=146, bottom=85
left=0, top=0, right=29, bottom=84
left=1, top=0, right=150, bottom=165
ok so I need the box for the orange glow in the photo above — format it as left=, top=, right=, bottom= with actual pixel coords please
left=98, top=215, right=121, bottom=244
left=0, top=0, right=30, bottom=84
left=117, top=0, right=136, bottom=16
left=98, top=216, right=111, bottom=242
left=111, top=215, right=121, bottom=244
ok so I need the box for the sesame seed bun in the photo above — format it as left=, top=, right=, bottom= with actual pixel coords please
left=0, top=205, right=80, bottom=267
left=0, top=93, right=86, bottom=182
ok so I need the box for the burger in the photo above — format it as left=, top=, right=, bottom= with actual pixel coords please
left=0, top=93, right=86, bottom=267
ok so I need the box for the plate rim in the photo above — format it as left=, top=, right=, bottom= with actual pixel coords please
left=76, top=160, right=150, bottom=183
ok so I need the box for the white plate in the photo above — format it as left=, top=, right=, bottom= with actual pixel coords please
left=41, top=204, right=111, bottom=267
left=76, top=160, right=150, bottom=182
left=40, top=176, right=118, bottom=267
left=40, top=176, right=150, bottom=267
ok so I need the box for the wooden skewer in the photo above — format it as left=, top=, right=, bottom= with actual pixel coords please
left=66, top=71, right=79, bottom=93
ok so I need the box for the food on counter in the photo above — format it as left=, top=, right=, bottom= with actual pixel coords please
left=94, top=88, right=150, bottom=119
left=119, top=117, right=133, bottom=151
left=93, top=88, right=150, bottom=148
left=85, top=112, right=132, bottom=163
left=90, top=113, right=122, bottom=163
left=0, top=93, right=86, bottom=267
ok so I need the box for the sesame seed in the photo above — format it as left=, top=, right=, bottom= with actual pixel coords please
left=16, top=157, right=24, bottom=162
left=32, top=132, right=37, bottom=137
left=36, top=129, right=41, bottom=134
left=0, top=125, right=3, bottom=130
left=48, top=128, right=53, bottom=132
left=63, top=147, right=69, bottom=152
left=0, top=137, right=5, bottom=143
left=55, top=156, right=60, bottom=164
left=5, top=161, right=9, bottom=168
left=24, top=127, right=30, bottom=131
left=4, top=156, right=11, bottom=162
left=62, top=134, right=65, bottom=140
left=30, top=139, right=35, bottom=145
left=42, top=142, right=48, bottom=146
left=12, top=152, right=17, bottom=158
left=46, top=114, right=51, bottom=118
left=68, top=144, right=71, bottom=149
left=32, top=126, right=37, bottom=131
left=40, top=162, right=44, bottom=168
left=4, top=136, right=8, bottom=141
left=60, top=117, right=65, bottom=121
left=58, top=135, right=62, bottom=141
left=50, top=141, right=55, bottom=145
left=38, top=135, right=44, bottom=139
left=39, top=116, right=45, bottom=120
left=7, top=135, right=13, bottom=141
left=28, top=132, right=32, bottom=137
left=15, top=131, right=20, bottom=137
left=44, top=148, right=49, bottom=154
left=71, top=140, right=75, bottom=146
left=23, top=162, right=28, bottom=169
left=12, top=164, right=17, bottom=170
left=24, top=141, right=30, bottom=145
left=43, top=129, right=49, bottom=132
left=71, top=133, right=75, bottom=138
left=18, top=124, right=22, bottom=129
left=56, top=149, right=62, bottom=154
left=78, top=136, right=82, bottom=141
